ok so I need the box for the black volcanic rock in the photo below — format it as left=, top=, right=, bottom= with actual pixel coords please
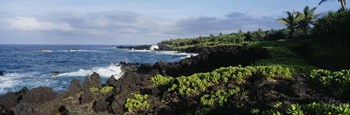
left=105, top=75, right=117, bottom=86
left=63, top=79, right=82, bottom=98
left=117, top=45, right=152, bottom=50
left=137, top=46, right=270, bottom=77
left=22, top=87, right=57, bottom=104
left=0, top=92, right=18, bottom=111
left=92, top=101, right=109, bottom=112
left=83, top=72, right=101, bottom=90
left=11, top=102, right=35, bottom=115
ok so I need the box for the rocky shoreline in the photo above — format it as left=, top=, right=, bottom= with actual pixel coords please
left=0, top=46, right=347, bottom=114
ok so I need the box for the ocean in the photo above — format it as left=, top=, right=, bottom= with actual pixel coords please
left=0, top=45, right=194, bottom=94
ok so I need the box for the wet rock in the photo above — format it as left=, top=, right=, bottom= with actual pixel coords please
left=0, top=71, right=3, bottom=76
left=11, top=102, right=35, bottom=115
left=23, top=87, right=57, bottom=104
left=92, top=101, right=109, bottom=112
left=63, top=79, right=82, bottom=97
left=16, top=87, right=29, bottom=95
left=52, top=71, right=59, bottom=76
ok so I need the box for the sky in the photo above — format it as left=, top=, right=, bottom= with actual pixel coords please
left=0, top=0, right=344, bottom=45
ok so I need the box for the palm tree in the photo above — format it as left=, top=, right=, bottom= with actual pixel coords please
left=319, top=0, right=346, bottom=11
left=298, top=6, right=319, bottom=35
left=278, top=11, right=302, bottom=39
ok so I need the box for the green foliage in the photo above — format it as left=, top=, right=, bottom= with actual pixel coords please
left=125, top=93, right=150, bottom=113
left=194, top=108, right=211, bottom=115
left=90, top=87, right=99, bottom=94
left=251, top=108, right=260, bottom=115
left=309, top=69, right=350, bottom=98
left=168, top=65, right=292, bottom=97
left=273, top=101, right=283, bottom=108
left=89, top=86, right=114, bottom=94
left=200, top=88, right=240, bottom=107
left=261, top=109, right=283, bottom=115
left=100, top=86, right=114, bottom=94
left=313, top=10, right=350, bottom=48
left=150, top=74, right=174, bottom=86
left=302, top=102, right=350, bottom=115
left=287, top=104, right=304, bottom=115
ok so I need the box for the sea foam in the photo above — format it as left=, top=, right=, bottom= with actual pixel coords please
left=57, top=64, right=124, bottom=79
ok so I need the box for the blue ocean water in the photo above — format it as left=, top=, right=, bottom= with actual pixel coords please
left=0, top=45, right=191, bottom=94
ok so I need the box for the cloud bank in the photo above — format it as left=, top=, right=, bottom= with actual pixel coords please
left=0, top=10, right=283, bottom=44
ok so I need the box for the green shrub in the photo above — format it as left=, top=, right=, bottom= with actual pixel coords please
left=150, top=75, right=174, bottom=86
left=89, top=86, right=114, bottom=94
left=168, top=65, right=292, bottom=97
left=251, top=108, right=260, bottom=115
left=90, top=87, right=99, bottom=94
left=100, top=86, right=114, bottom=94
left=200, top=88, right=240, bottom=107
left=309, top=69, right=350, bottom=98
left=287, top=104, right=304, bottom=115
left=124, top=93, right=150, bottom=113
left=302, top=102, right=350, bottom=115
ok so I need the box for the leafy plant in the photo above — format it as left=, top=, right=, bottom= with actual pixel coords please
left=150, top=74, right=174, bottom=86
left=89, top=86, right=114, bottom=94
left=90, top=87, right=99, bottom=94
left=124, top=93, right=150, bottom=113
left=273, top=101, right=283, bottom=108
left=200, top=88, right=240, bottom=107
left=100, top=86, right=114, bottom=94
left=251, top=108, right=260, bottom=115
left=287, top=104, right=304, bottom=115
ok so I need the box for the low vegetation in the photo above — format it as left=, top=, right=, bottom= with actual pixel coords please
left=124, top=93, right=150, bottom=114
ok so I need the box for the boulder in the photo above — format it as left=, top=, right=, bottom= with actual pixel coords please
left=22, top=87, right=57, bottom=104
left=105, top=75, right=117, bottom=86
left=92, top=101, right=109, bottom=112
left=63, top=79, right=82, bottom=97
left=0, top=92, right=18, bottom=111
left=80, top=90, right=95, bottom=104
left=109, top=98, right=124, bottom=113
left=83, top=72, right=101, bottom=90
left=11, top=102, right=35, bottom=115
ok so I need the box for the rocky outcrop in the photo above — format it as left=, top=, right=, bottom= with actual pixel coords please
left=137, top=46, right=270, bottom=77
left=92, top=101, right=109, bottom=112
left=11, top=102, right=35, bottom=115
left=117, top=45, right=152, bottom=50
left=63, top=79, right=82, bottom=98
left=22, top=87, right=57, bottom=104
left=80, top=72, right=102, bottom=104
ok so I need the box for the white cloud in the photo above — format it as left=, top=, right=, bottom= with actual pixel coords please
left=5, top=16, right=73, bottom=31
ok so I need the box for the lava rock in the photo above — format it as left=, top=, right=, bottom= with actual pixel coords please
left=63, top=79, right=82, bottom=97
left=0, top=92, right=18, bottom=111
left=109, top=98, right=125, bottom=113
left=83, top=72, right=101, bottom=90
left=80, top=90, right=95, bottom=104
left=22, top=87, right=57, bottom=104
left=105, top=75, right=118, bottom=86
left=11, top=102, right=35, bottom=115
left=92, top=101, right=109, bottom=112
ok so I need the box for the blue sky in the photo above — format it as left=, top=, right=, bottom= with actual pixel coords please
left=0, top=0, right=344, bottom=45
